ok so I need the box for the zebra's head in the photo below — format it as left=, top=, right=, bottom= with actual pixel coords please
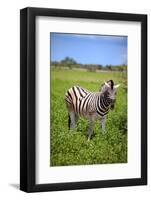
left=101, top=80, right=120, bottom=110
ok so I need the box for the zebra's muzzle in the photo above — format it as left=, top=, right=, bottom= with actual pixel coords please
left=110, top=99, right=116, bottom=110
left=110, top=104, right=115, bottom=110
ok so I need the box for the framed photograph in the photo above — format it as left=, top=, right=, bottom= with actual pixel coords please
left=20, top=7, right=147, bottom=192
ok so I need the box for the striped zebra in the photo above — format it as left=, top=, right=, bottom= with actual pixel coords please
left=65, top=80, right=120, bottom=140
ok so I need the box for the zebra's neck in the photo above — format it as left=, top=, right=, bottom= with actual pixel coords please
left=97, top=92, right=111, bottom=111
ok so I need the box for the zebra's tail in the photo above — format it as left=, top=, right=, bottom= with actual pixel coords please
left=68, top=114, right=71, bottom=129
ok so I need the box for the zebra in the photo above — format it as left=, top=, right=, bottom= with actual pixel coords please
left=65, top=80, right=120, bottom=140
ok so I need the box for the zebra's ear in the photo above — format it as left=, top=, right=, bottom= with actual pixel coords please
left=104, top=81, right=110, bottom=88
left=114, top=84, right=120, bottom=89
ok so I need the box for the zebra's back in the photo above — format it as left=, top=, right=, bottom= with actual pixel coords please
left=65, top=86, right=100, bottom=117
left=65, top=86, right=89, bottom=112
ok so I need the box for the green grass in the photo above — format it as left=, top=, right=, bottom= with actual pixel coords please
left=50, top=68, right=127, bottom=166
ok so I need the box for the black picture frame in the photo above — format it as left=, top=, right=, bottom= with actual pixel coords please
left=20, top=7, right=147, bottom=192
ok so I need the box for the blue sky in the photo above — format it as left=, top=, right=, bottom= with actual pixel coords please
left=50, top=33, right=127, bottom=66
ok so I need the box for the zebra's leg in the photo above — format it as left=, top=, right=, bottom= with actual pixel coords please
left=75, top=113, right=79, bottom=125
left=87, top=119, right=94, bottom=141
left=101, top=115, right=107, bottom=134
left=69, top=111, right=76, bottom=129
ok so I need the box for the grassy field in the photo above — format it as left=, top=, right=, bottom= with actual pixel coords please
left=50, top=68, right=127, bottom=166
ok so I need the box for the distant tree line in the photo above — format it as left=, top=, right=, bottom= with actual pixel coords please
left=51, top=56, right=127, bottom=72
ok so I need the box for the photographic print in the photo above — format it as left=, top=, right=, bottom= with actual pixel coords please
left=50, top=33, right=128, bottom=166
left=20, top=7, right=147, bottom=192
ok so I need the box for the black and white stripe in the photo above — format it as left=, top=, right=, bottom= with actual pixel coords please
left=65, top=80, right=119, bottom=140
left=65, top=85, right=111, bottom=118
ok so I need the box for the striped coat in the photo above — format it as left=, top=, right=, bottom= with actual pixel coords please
left=65, top=80, right=119, bottom=140
left=65, top=86, right=110, bottom=120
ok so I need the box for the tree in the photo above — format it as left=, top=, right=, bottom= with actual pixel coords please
left=60, top=57, right=77, bottom=68
left=105, top=65, right=112, bottom=71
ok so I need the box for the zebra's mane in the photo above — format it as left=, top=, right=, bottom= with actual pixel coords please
left=100, top=80, right=114, bottom=92
left=108, top=80, right=114, bottom=89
